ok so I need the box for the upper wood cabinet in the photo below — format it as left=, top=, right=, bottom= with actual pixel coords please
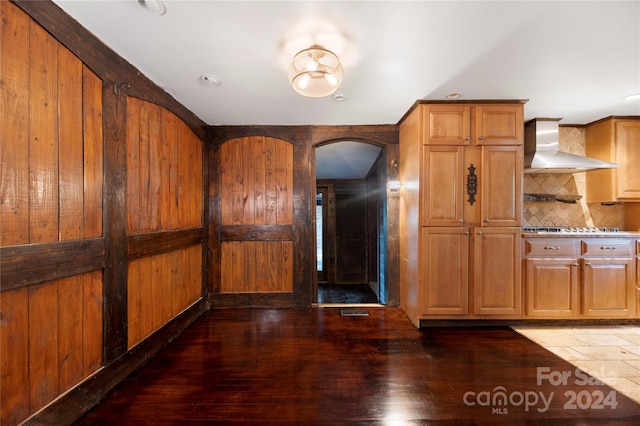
left=481, top=146, right=522, bottom=227
left=586, top=118, right=640, bottom=202
left=423, top=103, right=523, bottom=146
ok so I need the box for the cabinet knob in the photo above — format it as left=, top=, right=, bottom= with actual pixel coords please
left=479, top=136, right=485, bottom=140
left=544, top=246, right=560, bottom=250
left=572, top=263, right=579, bottom=267
left=477, top=231, right=483, bottom=235
left=465, top=136, right=470, bottom=141
left=459, top=219, right=464, bottom=223
left=600, top=246, right=616, bottom=250
left=483, top=219, right=489, bottom=223
left=585, top=262, right=592, bottom=267
left=464, top=231, right=470, bottom=235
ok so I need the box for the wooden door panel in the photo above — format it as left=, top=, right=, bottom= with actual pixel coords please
left=525, top=259, right=580, bottom=318
left=475, top=105, right=523, bottom=145
left=616, top=121, right=640, bottom=199
left=583, top=258, right=634, bottom=318
left=219, top=137, right=294, bottom=293
left=423, top=105, right=471, bottom=145
left=482, top=146, right=522, bottom=226
left=421, top=227, right=469, bottom=315
left=422, top=146, right=464, bottom=226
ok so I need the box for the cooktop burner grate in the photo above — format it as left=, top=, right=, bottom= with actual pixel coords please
left=524, top=226, right=620, bottom=233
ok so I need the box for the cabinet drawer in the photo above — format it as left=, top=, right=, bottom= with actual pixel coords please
left=581, top=239, right=634, bottom=256
left=524, top=239, right=577, bottom=257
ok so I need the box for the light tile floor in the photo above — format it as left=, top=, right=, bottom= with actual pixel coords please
left=512, top=325, right=640, bottom=405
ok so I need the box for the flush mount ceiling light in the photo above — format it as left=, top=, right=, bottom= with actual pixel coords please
left=288, top=45, right=344, bottom=98
left=136, top=0, right=166, bottom=15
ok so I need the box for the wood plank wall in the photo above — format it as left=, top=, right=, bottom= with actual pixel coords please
left=126, top=97, right=204, bottom=349
left=219, top=137, right=293, bottom=293
left=0, top=3, right=104, bottom=424
left=1, top=2, right=208, bottom=425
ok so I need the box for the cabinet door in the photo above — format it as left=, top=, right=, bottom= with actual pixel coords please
left=615, top=121, right=640, bottom=200
left=583, top=258, right=635, bottom=318
left=525, top=259, right=580, bottom=318
left=475, top=104, right=523, bottom=145
left=482, top=146, right=522, bottom=227
left=421, top=227, right=469, bottom=315
left=421, top=146, right=464, bottom=226
left=472, top=227, right=521, bottom=317
left=423, top=105, right=471, bottom=145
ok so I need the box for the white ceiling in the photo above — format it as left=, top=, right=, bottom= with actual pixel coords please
left=52, top=1, right=640, bottom=179
left=53, top=0, right=640, bottom=127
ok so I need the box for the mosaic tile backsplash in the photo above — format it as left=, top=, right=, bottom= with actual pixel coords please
left=523, top=126, right=625, bottom=228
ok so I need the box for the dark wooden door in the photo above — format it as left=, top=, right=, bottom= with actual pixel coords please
left=335, top=187, right=367, bottom=283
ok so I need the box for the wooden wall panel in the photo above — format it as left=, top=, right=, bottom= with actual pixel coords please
left=127, top=245, right=203, bottom=349
left=58, top=48, right=84, bottom=241
left=0, top=288, right=30, bottom=425
left=1, top=2, right=103, bottom=248
left=82, top=66, right=104, bottom=239
left=0, top=1, right=30, bottom=246
left=0, top=273, right=103, bottom=425
left=127, top=98, right=203, bottom=233
left=218, top=137, right=294, bottom=294
left=29, top=20, right=59, bottom=243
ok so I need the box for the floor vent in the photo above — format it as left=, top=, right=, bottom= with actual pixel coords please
left=340, top=309, right=369, bottom=317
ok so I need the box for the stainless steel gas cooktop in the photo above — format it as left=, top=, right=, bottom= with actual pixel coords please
left=523, top=226, right=625, bottom=234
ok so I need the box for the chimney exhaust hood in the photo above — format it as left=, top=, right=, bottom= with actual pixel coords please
left=524, top=118, right=619, bottom=173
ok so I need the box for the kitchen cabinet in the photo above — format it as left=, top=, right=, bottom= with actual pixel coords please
left=523, top=237, right=636, bottom=319
left=586, top=118, right=640, bottom=202
left=523, top=239, right=580, bottom=318
left=421, top=227, right=469, bottom=315
left=399, top=100, right=525, bottom=326
left=637, top=240, right=640, bottom=317
left=423, top=104, right=523, bottom=146
left=473, top=227, right=522, bottom=316
left=581, top=239, right=636, bottom=318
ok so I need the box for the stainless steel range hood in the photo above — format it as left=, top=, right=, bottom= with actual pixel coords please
left=524, top=118, right=619, bottom=173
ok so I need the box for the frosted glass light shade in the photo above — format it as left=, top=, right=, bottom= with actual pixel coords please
left=288, top=45, right=344, bottom=98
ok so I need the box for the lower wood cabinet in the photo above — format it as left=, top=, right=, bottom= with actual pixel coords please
left=525, top=258, right=580, bottom=318
left=523, top=237, right=637, bottom=319
left=473, top=227, right=522, bottom=316
left=420, top=227, right=521, bottom=319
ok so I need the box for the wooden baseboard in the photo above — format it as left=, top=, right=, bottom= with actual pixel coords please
left=21, top=298, right=208, bottom=426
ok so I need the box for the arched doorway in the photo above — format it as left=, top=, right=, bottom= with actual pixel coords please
left=314, top=140, right=389, bottom=306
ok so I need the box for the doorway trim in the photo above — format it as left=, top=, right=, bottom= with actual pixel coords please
left=310, top=125, right=399, bottom=307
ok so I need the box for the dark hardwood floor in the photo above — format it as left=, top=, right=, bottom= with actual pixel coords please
left=317, top=283, right=379, bottom=304
left=75, top=308, right=640, bottom=425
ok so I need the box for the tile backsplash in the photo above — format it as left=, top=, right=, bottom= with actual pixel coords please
left=522, top=126, right=625, bottom=228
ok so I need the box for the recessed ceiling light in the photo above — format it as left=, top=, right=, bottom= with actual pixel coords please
left=623, top=93, right=640, bottom=101
left=136, top=0, right=166, bottom=16
left=332, top=93, right=348, bottom=102
left=200, top=74, right=222, bottom=86
left=445, top=93, right=461, bottom=100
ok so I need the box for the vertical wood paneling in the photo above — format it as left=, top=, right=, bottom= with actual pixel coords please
left=28, top=283, right=59, bottom=411
left=164, top=110, right=178, bottom=230
left=264, top=137, right=277, bottom=225
left=127, top=261, right=141, bottom=349
left=148, top=103, right=161, bottom=230
left=29, top=22, right=59, bottom=243
left=57, top=276, right=83, bottom=391
left=127, top=99, right=202, bottom=232
left=58, top=47, right=83, bottom=241
left=0, top=288, right=30, bottom=425
left=139, top=258, right=154, bottom=340
left=128, top=246, right=202, bottom=348
left=82, top=66, right=103, bottom=239
left=1, top=2, right=30, bottom=246
left=169, top=250, right=182, bottom=317
left=219, top=137, right=294, bottom=294
left=81, top=270, right=103, bottom=376
left=138, top=104, right=151, bottom=231
left=127, top=98, right=141, bottom=233
left=253, top=137, right=266, bottom=225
